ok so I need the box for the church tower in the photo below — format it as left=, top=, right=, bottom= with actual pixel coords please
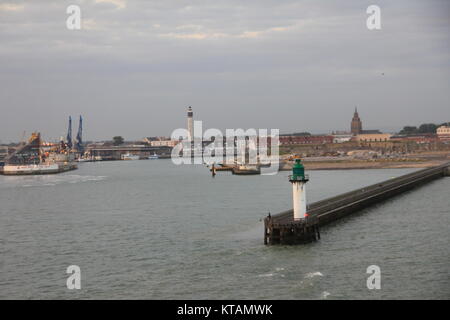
left=351, top=107, right=362, bottom=135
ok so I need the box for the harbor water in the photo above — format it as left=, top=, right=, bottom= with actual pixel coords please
left=0, top=160, right=449, bottom=299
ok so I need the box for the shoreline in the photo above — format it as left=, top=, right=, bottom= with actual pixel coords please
left=292, top=160, right=448, bottom=171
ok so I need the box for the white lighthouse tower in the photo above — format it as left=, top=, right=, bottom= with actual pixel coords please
left=289, top=159, right=309, bottom=220
left=187, top=106, right=194, bottom=141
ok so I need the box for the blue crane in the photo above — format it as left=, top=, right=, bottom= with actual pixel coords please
left=74, top=115, right=83, bottom=152
left=66, top=116, right=73, bottom=149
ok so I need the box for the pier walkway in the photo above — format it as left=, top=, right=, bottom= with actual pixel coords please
left=264, top=162, right=450, bottom=245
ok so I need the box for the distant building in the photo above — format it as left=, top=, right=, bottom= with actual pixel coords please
left=437, top=125, right=450, bottom=142
left=279, top=135, right=334, bottom=145
left=150, top=140, right=179, bottom=147
left=351, top=108, right=362, bottom=135
left=145, top=137, right=179, bottom=147
left=332, top=130, right=351, bottom=135
left=332, top=134, right=353, bottom=143
left=361, top=129, right=382, bottom=134
left=350, top=108, right=381, bottom=135
left=143, top=137, right=175, bottom=145
left=355, top=133, right=392, bottom=142
left=390, top=133, right=438, bottom=144
left=143, top=137, right=160, bottom=144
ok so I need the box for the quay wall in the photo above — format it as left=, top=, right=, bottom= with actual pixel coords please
left=270, top=162, right=449, bottom=227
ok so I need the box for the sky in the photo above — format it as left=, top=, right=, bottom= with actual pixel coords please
left=0, top=0, right=449, bottom=143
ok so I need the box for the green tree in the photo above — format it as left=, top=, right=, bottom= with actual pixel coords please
left=399, top=126, right=418, bottom=135
left=418, top=123, right=437, bottom=133
left=292, top=132, right=312, bottom=136
left=113, top=136, right=124, bottom=146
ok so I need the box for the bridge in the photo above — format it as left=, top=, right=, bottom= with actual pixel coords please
left=264, top=162, right=450, bottom=245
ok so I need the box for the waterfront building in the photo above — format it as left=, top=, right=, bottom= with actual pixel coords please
left=437, top=125, right=450, bottom=142
left=390, top=133, right=439, bottom=144
left=355, top=133, right=392, bottom=142
left=143, top=137, right=159, bottom=143
left=279, top=135, right=334, bottom=145
left=150, top=139, right=179, bottom=147
left=332, top=134, right=353, bottom=143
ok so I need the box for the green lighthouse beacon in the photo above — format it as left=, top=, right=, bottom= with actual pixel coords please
left=290, top=159, right=308, bottom=182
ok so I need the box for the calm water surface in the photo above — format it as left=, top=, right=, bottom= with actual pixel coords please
left=1, top=160, right=449, bottom=299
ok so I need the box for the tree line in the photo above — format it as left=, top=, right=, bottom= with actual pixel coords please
left=399, top=122, right=449, bottom=135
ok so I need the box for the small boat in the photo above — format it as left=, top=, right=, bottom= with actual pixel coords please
left=209, top=163, right=233, bottom=171
left=121, top=153, right=139, bottom=160
left=76, top=156, right=94, bottom=162
left=148, top=153, right=159, bottom=160
left=232, top=165, right=261, bottom=175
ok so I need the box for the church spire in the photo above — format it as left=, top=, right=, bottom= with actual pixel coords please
left=351, top=107, right=362, bottom=135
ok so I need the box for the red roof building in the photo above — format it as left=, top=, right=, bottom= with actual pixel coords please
left=279, top=135, right=334, bottom=145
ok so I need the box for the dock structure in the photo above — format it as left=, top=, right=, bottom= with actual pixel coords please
left=264, top=161, right=450, bottom=245
left=86, top=145, right=172, bottom=161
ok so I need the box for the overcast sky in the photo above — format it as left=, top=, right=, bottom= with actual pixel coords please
left=0, top=0, right=449, bottom=142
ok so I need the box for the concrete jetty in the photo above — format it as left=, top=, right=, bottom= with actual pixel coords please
left=264, top=162, right=450, bottom=245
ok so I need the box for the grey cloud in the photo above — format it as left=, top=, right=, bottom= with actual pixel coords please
left=0, top=0, right=449, bottom=142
